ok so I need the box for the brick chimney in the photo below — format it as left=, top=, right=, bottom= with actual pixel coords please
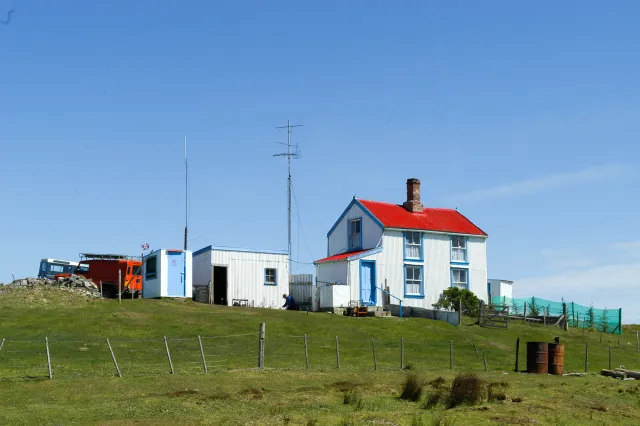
left=403, top=178, right=424, bottom=213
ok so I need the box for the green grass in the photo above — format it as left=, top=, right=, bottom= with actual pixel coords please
left=1, top=291, right=640, bottom=424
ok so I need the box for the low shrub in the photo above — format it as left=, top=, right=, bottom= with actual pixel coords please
left=447, top=373, right=486, bottom=408
left=400, top=374, right=426, bottom=402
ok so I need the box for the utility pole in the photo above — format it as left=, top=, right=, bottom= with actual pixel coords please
left=273, top=120, right=302, bottom=273
left=183, top=136, right=188, bottom=251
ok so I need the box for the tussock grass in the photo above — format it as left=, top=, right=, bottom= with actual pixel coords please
left=400, top=374, right=426, bottom=402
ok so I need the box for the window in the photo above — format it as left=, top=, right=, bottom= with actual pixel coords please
left=404, top=265, right=423, bottom=296
left=76, top=264, right=89, bottom=274
left=451, top=236, right=467, bottom=263
left=265, top=268, right=277, bottom=285
left=348, top=218, right=362, bottom=250
left=146, top=256, right=157, bottom=279
left=452, top=268, right=468, bottom=289
left=404, top=231, right=422, bottom=259
left=49, top=264, right=65, bottom=273
left=132, top=265, right=141, bottom=276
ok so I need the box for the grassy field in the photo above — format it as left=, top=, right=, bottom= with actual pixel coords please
left=1, top=289, right=639, bottom=425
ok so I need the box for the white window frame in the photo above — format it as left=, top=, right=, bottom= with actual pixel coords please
left=404, top=231, right=422, bottom=260
left=451, top=235, right=467, bottom=263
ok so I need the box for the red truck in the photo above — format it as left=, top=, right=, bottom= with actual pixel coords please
left=55, top=253, right=142, bottom=298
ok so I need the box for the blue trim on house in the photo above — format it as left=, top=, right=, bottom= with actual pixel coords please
left=403, top=231, right=424, bottom=262
left=264, top=267, right=278, bottom=286
left=359, top=260, right=377, bottom=306
left=403, top=264, right=425, bottom=298
left=347, top=217, right=363, bottom=251
left=349, top=247, right=382, bottom=261
left=450, top=267, right=469, bottom=290
left=326, top=198, right=384, bottom=238
left=193, top=245, right=288, bottom=257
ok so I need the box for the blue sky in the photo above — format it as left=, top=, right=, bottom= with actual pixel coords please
left=1, top=1, right=639, bottom=321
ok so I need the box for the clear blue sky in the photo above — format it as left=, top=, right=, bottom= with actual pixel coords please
left=1, top=1, right=639, bottom=321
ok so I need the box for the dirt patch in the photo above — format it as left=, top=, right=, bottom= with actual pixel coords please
left=239, top=387, right=266, bottom=399
left=590, top=404, right=608, bottom=412
left=511, top=397, right=524, bottom=403
left=167, top=389, right=199, bottom=397
left=296, top=386, right=323, bottom=392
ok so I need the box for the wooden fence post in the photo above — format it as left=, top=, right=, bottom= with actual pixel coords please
left=372, top=338, right=377, bottom=371
left=608, top=345, right=612, bottom=370
left=458, top=299, right=462, bottom=326
left=304, top=334, right=309, bottom=370
left=335, top=336, right=340, bottom=369
left=562, top=303, right=568, bottom=331
left=636, top=331, right=639, bottom=353
left=523, top=302, right=527, bottom=324
left=164, top=336, right=174, bottom=374
left=106, top=338, right=122, bottom=377
left=483, top=351, right=487, bottom=372
left=477, top=300, right=483, bottom=326
left=198, top=335, right=208, bottom=373
left=449, top=340, right=453, bottom=370
left=514, top=337, right=520, bottom=372
left=258, top=323, right=265, bottom=369
left=45, top=337, right=52, bottom=379
left=118, top=270, right=122, bottom=304
left=401, top=337, right=405, bottom=370
left=584, top=343, right=588, bottom=373
left=473, top=342, right=478, bottom=359
left=0, top=338, right=5, bottom=354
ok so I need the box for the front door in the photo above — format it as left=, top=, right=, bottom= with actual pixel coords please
left=360, top=260, right=376, bottom=306
left=167, top=251, right=185, bottom=297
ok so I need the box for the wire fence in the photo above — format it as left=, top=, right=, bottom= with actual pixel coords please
left=0, top=327, right=639, bottom=381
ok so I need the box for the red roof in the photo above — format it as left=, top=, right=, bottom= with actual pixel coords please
left=314, top=249, right=371, bottom=264
left=359, top=200, right=487, bottom=236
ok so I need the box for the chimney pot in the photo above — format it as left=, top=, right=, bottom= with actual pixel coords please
left=403, top=178, right=424, bottom=213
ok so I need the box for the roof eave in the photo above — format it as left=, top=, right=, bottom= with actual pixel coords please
left=385, top=227, right=488, bottom=238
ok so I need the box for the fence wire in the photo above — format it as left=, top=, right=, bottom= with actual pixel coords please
left=0, top=332, right=638, bottom=380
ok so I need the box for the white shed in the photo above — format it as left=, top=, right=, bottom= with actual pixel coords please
left=487, top=279, right=513, bottom=302
left=192, top=245, right=289, bottom=309
left=142, top=249, right=193, bottom=299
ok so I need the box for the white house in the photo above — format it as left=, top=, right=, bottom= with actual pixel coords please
left=192, top=246, right=289, bottom=309
left=313, top=178, right=488, bottom=311
left=142, top=249, right=193, bottom=299
left=487, top=279, right=513, bottom=302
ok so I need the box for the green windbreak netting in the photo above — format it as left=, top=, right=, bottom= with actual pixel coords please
left=491, top=296, right=622, bottom=335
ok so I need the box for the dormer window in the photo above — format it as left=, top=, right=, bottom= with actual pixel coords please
left=348, top=218, right=362, bottom=250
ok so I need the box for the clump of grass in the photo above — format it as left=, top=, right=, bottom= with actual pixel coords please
left=487, top=382, right=509, bottom=402
left=343, top=388, right=363, bottom=409
left=423, top=390, right=447, bottom=410
left=400, top=374, right=426, bottom=402
left=404, top=363, right=414, bottom=370
left=590, top=404, right=608, bottom=412
left=511, top=396, right=524, bottom=403
left=167, top=389, right=199, bottom=397
left=306, top=419, right=319, bottom=426
left=430, top=412, right=458, bottom=426
left=447, top=373, right=486, bottom=408
left=239, top=387, right=265, bottom=399
left=429, top=377, right=446, bottom=390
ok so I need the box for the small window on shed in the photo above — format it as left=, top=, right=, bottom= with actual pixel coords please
left=265, top=268, right=277, bottom=285
left=146, top=256, right=157, bottom=279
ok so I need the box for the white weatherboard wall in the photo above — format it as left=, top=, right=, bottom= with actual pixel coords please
left=193, top=247, right=289, bottom=309
left=339, top=231, right=487, bottom=309
left=488, top=279, right=513, bottom=300
left=142, top=249, right=193, bottom=299
left=327, top=202, right=383, bottom=256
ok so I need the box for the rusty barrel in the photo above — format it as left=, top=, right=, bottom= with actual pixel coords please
left=526, top=342, right=549, bottom=374
left=548, top=344, right=565, bottom=375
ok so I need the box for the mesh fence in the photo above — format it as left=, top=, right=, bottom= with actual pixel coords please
left=492, top=296, right=622, bottom=334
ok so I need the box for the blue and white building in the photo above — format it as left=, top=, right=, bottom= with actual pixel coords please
left=313, top=178, right=489, bottom=311
left=142, top=249, right=193, bottom=298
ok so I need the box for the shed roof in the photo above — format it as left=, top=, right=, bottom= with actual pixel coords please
left=314, top=248, right=380, bottom=264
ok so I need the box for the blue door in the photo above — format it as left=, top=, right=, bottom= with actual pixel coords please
left=167, top=251, right=185, bottom=297
left=360, top=260, right=376, bottom=306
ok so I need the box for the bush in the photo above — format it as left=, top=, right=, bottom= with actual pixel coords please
left=432, top=288, right=480, bottom=317
left=447, top=373, right=486, bottom=408
left=343, top=388, right=363, bottom=409
left=400, top=374, right=426, bottom=402
left=428, top=377, right=446, bottom=390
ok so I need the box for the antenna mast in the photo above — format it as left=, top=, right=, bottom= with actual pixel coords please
left=184, top=136, right=188, bottom=251
left=273, top=119, right=302, bottom=272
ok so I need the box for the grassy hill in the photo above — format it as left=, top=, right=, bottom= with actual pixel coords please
left=1, top=291, right=639, bottom=425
